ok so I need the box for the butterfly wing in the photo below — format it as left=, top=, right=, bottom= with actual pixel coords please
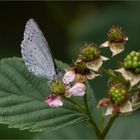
left=21, top=19, right=57, bottom=80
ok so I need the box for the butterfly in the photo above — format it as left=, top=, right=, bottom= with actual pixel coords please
left=21, top=19, right=59, bottom=80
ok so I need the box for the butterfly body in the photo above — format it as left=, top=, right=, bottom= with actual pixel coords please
left=21, top=19, right=58, bottom=80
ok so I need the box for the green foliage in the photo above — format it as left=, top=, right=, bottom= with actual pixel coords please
left=0, top=57, right=90, bottom=132
left=34, top=111, right=140, bottom=139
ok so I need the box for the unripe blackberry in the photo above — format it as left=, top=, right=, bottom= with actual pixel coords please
left=51, top=81, right=65, bottom=95
left=80, top=44, right=100, bottom=61
left=109, top=84, right=127, bottom=105
left=108, top=26, right=127, bottom=43
left=124, top=51, right=140, bottom=74
left=74, top=62, right=90, bottom=74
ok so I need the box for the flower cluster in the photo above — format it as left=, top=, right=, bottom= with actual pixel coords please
left=45, top=43, right=108, bottom=107
left=44, top=25, right=140, bottom=118
left=45, top=72, right=86, bottom=107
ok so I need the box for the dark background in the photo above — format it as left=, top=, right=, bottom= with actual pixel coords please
left=0, top=1, right=140, bottom=139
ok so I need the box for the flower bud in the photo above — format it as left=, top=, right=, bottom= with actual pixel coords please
left=124, top=51, right=140, bottom=74
left=109, top=84, right=128, bottom=105
left=80, top=44, right=100, bottom=61
left=108, top=26, right=127, bottom=43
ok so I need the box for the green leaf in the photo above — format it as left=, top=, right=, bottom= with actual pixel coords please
left=35, top=111, right=140, bottom=139
left=107, top=111, right=140, bottom=139
left=0, top=57, right=87, bottom=132
left=34, top=123, right=94, bottom=139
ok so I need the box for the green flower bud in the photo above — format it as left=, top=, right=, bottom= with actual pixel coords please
left=74, top=62, right=90, bottom=74
left=123, top=51, right=140, bottom=74
left=80, top=44, right=100, bottom=61
left=126, top=55, right=132, bottom=61
left=109, top=84, right=127, bottom=104
left=124, top=61, right=132, bottom=69
left=133, top=56, right=138, bottom=61
left=132, top=61, right=139, bottom=68
left=136, top=52, right=140, bottom=57
left=107, top=26, right=127, bottom=43
left=130, top=51, right=136, bottom=57
left=51, top=81, right=65, bottom=95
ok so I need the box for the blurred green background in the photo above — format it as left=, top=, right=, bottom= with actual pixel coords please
left=0, top=1, right=140, bottom=139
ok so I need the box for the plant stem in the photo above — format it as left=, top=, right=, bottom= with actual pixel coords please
left=99, top=115, right=117, bottom=139
left=84, top=94, right=100, bottom=136
left=98, top=110, right=105, bottom=132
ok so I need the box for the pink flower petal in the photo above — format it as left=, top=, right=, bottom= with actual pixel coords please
left=67, top=83, right=86, bottom=96
left=62, top=70, right=75, bottom=84
left=45, top=95, right=63, bottom=107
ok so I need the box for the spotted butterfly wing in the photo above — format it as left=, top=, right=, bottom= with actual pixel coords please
left=21, top=18, right=58, bottom=80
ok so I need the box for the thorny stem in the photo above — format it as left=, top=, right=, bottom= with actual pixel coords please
left=84, top=94, right=100, bottom=137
